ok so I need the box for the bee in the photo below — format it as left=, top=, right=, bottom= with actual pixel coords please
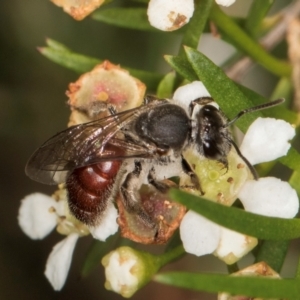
left=25, top=95, right=284, bottom=230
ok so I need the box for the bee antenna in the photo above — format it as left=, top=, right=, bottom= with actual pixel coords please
left=224, top=98, right=285, bottom=128
left=229, top=138, right=259, bottom=180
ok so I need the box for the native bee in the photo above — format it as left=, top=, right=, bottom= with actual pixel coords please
left=25, top=95, right=283, bottom=229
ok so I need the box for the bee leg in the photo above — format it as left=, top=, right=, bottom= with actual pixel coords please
left=180, top=156, right=205, bottom=195
left=147, top=167, right=171, bottom=193
left=120, top=161, right=156, bottom=229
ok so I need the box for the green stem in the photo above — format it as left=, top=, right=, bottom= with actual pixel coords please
left=179, top=0, right=213, bottom=55
left=209, top=4, right=292, bottom=77
left=296, top=255, right=300, bottom=279
left=159, top=245, right=185, bottom=267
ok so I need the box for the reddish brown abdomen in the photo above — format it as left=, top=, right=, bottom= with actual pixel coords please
left=66, top=155, right=122, bottom=226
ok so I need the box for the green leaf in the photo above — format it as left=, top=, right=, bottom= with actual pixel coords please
left=81, top=234, right=119, bottom=277
left=164, top=55, right=198, bottom=82
left=184, top=46, right=259, bottom=131
left=39, top=39, right=163, bottom=90
left=169, top=189, right=300, bottom=240
left=255, top=240, right=289, bottom=272
left=289, top=170, right=300, bottom=196
left=209, top=4, right=292, bottom=77
left=179, top=0, right=213, bottom=53
left=155, top=272, right=299, bottom=298
left=39, top=46, right=101, bottom=73
left=156, top=72, right=176, bottom=98
left=45, top=38, right=70, bottom=51
left=92, top=8, right=156, bottom=32
left=245, top=0, right=275, bottom=37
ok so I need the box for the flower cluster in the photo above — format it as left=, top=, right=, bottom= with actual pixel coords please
left=19, top=73, right=298, bottom=293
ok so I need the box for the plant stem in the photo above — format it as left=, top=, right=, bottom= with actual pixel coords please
left=210, top=4, right=292, bottom=78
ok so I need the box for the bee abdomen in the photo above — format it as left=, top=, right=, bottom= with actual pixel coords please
left=66, top=160, right=122, bottom=226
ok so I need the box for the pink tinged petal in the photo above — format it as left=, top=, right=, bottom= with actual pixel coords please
left=238, top=178, right=299, bottom=218
left=180, top=211, right=220, bottom=256
left=44, top=233, right=79, bottom=291
left=214, top=227, right=258, bottom=264
left=215, top=0, right=236, bottom=6
left=173, top=81, right=212, bottom=106
left=18, top=193, right=59, bottom=239
left=89, top=202, right=119, bottom=241
left=147, top=0, right=194, bottom=31
left=240, top=117, right=295, bottom=165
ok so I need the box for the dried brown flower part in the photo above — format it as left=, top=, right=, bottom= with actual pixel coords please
left=218, top=262, right=282, bottom=300
left=51, top=0, right=104, bottom=21
left=117, top=181, right=186, bottom=244
left=67, top=60, right=146, bottom=126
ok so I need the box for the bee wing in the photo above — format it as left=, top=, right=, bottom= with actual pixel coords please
left=25, top=104, right=157, bottom=185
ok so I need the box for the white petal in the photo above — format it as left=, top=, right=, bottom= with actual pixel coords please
left=173, top=81, right=211, bottom=105
left=214, top=227, right=258, bottom=264
left=89, top=202, right=118, bottom=241
left=44, top=233, right=79, bottom=291
left=147, top=0, right=194, bottom=31
left=215, top=0, right=235, bottom=7
left=238, top=177, right=299, bottom=218
left=240, top=117, right=295, bottom=165
left=18, top=193, right=59, bottom=239
left=180, top=210, right=220, bottom=256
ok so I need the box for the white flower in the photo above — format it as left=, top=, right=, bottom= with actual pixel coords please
left=89, top=202, right=119, bottom=241
left=18, top=193, right=63, bottom=239
left=173, top=81, right=212, bottom=105
left=147, top=0, right=194, bottom=31
left=215, top=0, right=236, bottom=7
left=178, top=81, right=298, bottom=263
left=238, top=178, right=299, bottom=219
left=239, top=117, right=295, bottom=165
left=18, top=190, right=118, bottom=290
left=44, top=233, right=79, bottom=290
left=102, top=246, right=150, bottom=298
left=147, top=0, right=236, bottom=31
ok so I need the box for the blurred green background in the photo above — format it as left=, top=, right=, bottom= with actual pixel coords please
left=0, top=0, right=297, bottom=299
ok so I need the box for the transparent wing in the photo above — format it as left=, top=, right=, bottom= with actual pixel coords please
left=25, top=104, right=160, bottom=185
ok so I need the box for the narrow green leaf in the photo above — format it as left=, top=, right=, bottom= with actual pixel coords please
left=245, top=0, right=275, bottom=37
left=169, top=189, right=300, bottom=240
left=180, top=0, right=213, bottom=53
left=255, top=240, right=289, bottom=272
left=39, top=39, right=163, bottom=90
left=166, top=51, right=297, bottom=125
left=156, top=72, right=176, bottom=98
left=184, top=47, right=259, bottom=131
left=164, top=55, right=198, bottom=82
left=45, top=38, right=70, bottom=51
left=289, top=170, right=300, bottom=196
left=296, top=256, right=300, bottom=279
left=81, top=234, right=118, bottom=277
left=155, top=272, right=299, bottom=298
left=39, top=46, right=101, bottom=73
left=92, top=8, right=156, bottom=32
left=209, top=4, right=292, bottom=77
